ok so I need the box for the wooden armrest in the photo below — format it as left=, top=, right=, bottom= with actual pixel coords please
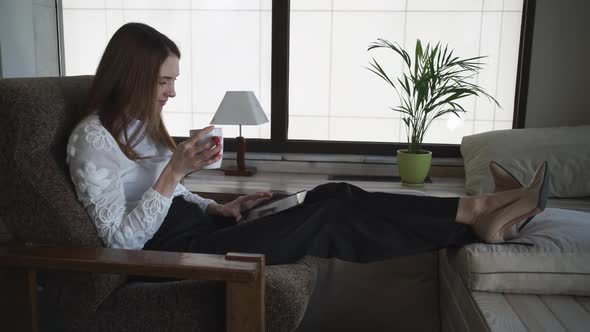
left=0, top=243, right=265, bottom=332
left=0, top=243, right=260, bottom=282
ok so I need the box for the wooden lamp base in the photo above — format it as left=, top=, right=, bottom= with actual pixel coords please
left=222, top=136, right=257, bottom=177
left=223, top=166, right=257, bottom=177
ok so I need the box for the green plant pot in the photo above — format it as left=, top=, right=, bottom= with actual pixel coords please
left=397, top=149, right=432, bottom=187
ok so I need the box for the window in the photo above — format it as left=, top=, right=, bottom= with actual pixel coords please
left=288, top=0, right=524, bottom=144
left=61, top=0, right=272, bottom=140
left=60, top=0, right=535, bottom=157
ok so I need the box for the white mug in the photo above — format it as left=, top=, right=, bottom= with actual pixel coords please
left=189, top=127, right=223, bottom=169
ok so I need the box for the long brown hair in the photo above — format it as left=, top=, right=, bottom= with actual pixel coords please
left=83, top=22, right=179, bottom=160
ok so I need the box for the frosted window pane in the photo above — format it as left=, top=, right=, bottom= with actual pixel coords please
left=288, top=2, right=521, bottom=142
left=330, top=118, right=401, bottom=142
left=123, top=0, right=191, bottom=9
left=261, top=0, right=272, bottom=11
left=474, top=120, right=494, bottom=134
left=291, top=0, right=332, bottom=11
left=483, top=0, right=503, bottom=11
left=494, top=120, right=512, bottom=130
left=494, top=12, right=521, bottom=121
left=63, top=0, right=104, bottom=9
left=289, top=117, right=330, bottom=140
left=333, top=0, right=405, bottom=11
left=259, top=12, right=272, bottom=131
left=474, top=12, right=502, bottom=121
left=289, top=12, right=331, bottom=117
left=63, top=3, right=270, bottom=138
left=405, top=12, right=481, bottom=59
left=63, top=9, right=107, bottom=75
left=504, top=0, right=524, bottom=11
left=192, top=0, right=263, bottom=10
left=421, top=117, right=470, bottom=144
left=407, top=0, right=483, bottom=11
left=105, top=10, right=125, bottom=38
left=330, top=12, right=405, bottom=118
left=192, top=112, right=215, bottom=130
left=161, top=112, right=193, bottom=137
left=192, top=11, right=261, bottom=120
left=106, top=0, right=123, bottom=8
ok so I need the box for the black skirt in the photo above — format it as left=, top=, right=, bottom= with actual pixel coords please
left=143, top=182, right=477, bottom=265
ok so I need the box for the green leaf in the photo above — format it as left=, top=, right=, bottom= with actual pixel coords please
left=366, top=38, right=500, bottom=147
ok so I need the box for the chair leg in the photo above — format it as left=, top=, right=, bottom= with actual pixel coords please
left=0, top=268, right=39, bottom=332
left=225, top=253, right=265, bottom=332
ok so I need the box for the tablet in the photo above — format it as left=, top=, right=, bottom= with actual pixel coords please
left=243, top=190, right=308, bottom=222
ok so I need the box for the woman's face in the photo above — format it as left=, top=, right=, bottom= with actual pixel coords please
left=156, top=55, right=179, bottom=111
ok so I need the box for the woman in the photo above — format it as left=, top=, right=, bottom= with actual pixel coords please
left=67, top=23, right=548, bottom=265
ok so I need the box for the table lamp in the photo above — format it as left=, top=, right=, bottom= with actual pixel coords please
left=210, top=91, right=268, bottom=176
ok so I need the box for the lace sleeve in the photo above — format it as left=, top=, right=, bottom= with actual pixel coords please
left=66, top=121, right=173, bottom=249
left=175, top=183, right=217, bottom=212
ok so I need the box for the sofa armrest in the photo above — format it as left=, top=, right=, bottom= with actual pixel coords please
left=0, top=243, right=265, bottom=332
left=0, top=243, right=261, bottom=281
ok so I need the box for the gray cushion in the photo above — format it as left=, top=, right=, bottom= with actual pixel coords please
left=448, top=208, right=590, bottom=295
left=461, top=126, right=590, bottom=198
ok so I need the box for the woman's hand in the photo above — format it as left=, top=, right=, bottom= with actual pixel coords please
left=154, top=126, right=222, bottom=198
left=167, top=126, right=222, bottom=181
left=207, top=192, right=273, bottom=222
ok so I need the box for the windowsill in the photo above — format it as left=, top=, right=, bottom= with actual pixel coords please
left=184, top=170, right=465, bottom=198
left=218, top=151, right=464, bottom=177
left=222, top=151, right=463, bottom=165
left=184, top=152, right=466, bottom=198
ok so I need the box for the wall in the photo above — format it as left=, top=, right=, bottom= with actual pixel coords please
left=0, top=0, right=59, bottom=78
left=0, top=41, right=3, bottom=77
left=525, top=0, right=590, bottom=128
left=0, top=0, right=35, bottom=77
left=0, top=0, right=59, bottom=240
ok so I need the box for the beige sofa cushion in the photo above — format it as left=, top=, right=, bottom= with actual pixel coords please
left=448, top=208, right=590, bottom=295
left=460, top=125, right=590, bottom=197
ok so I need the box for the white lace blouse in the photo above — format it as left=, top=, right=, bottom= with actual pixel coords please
left=66, top=114, right=215, bottom=249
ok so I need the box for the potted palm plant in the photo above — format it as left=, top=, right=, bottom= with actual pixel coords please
left=367, top=38, right=499, bottom=187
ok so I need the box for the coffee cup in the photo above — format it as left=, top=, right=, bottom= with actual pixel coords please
left=189, top=127, right=223, bottom=169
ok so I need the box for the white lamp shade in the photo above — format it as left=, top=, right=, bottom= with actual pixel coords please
left=210, top=91, right=269, bottom=125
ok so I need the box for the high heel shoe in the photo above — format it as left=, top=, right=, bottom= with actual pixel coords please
left=490, top=161, right=523, bottom=192
left=489, top=161, right=535, bottom=232
left=472, top=162, right=550, bottom=243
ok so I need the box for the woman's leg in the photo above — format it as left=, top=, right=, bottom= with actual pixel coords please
left=190, top=161, right=549, bottom=264
left=143, top=197, right=234, bottom=252
left=189, top=183, right=477, bottom=265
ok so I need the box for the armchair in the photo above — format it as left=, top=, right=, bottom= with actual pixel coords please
left=0, top=76, right=317, bottom=332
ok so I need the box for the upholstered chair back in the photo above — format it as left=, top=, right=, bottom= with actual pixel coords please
left=0, top=76, right=125, bottom=329
left=0, top=76, right=102, bottom=246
